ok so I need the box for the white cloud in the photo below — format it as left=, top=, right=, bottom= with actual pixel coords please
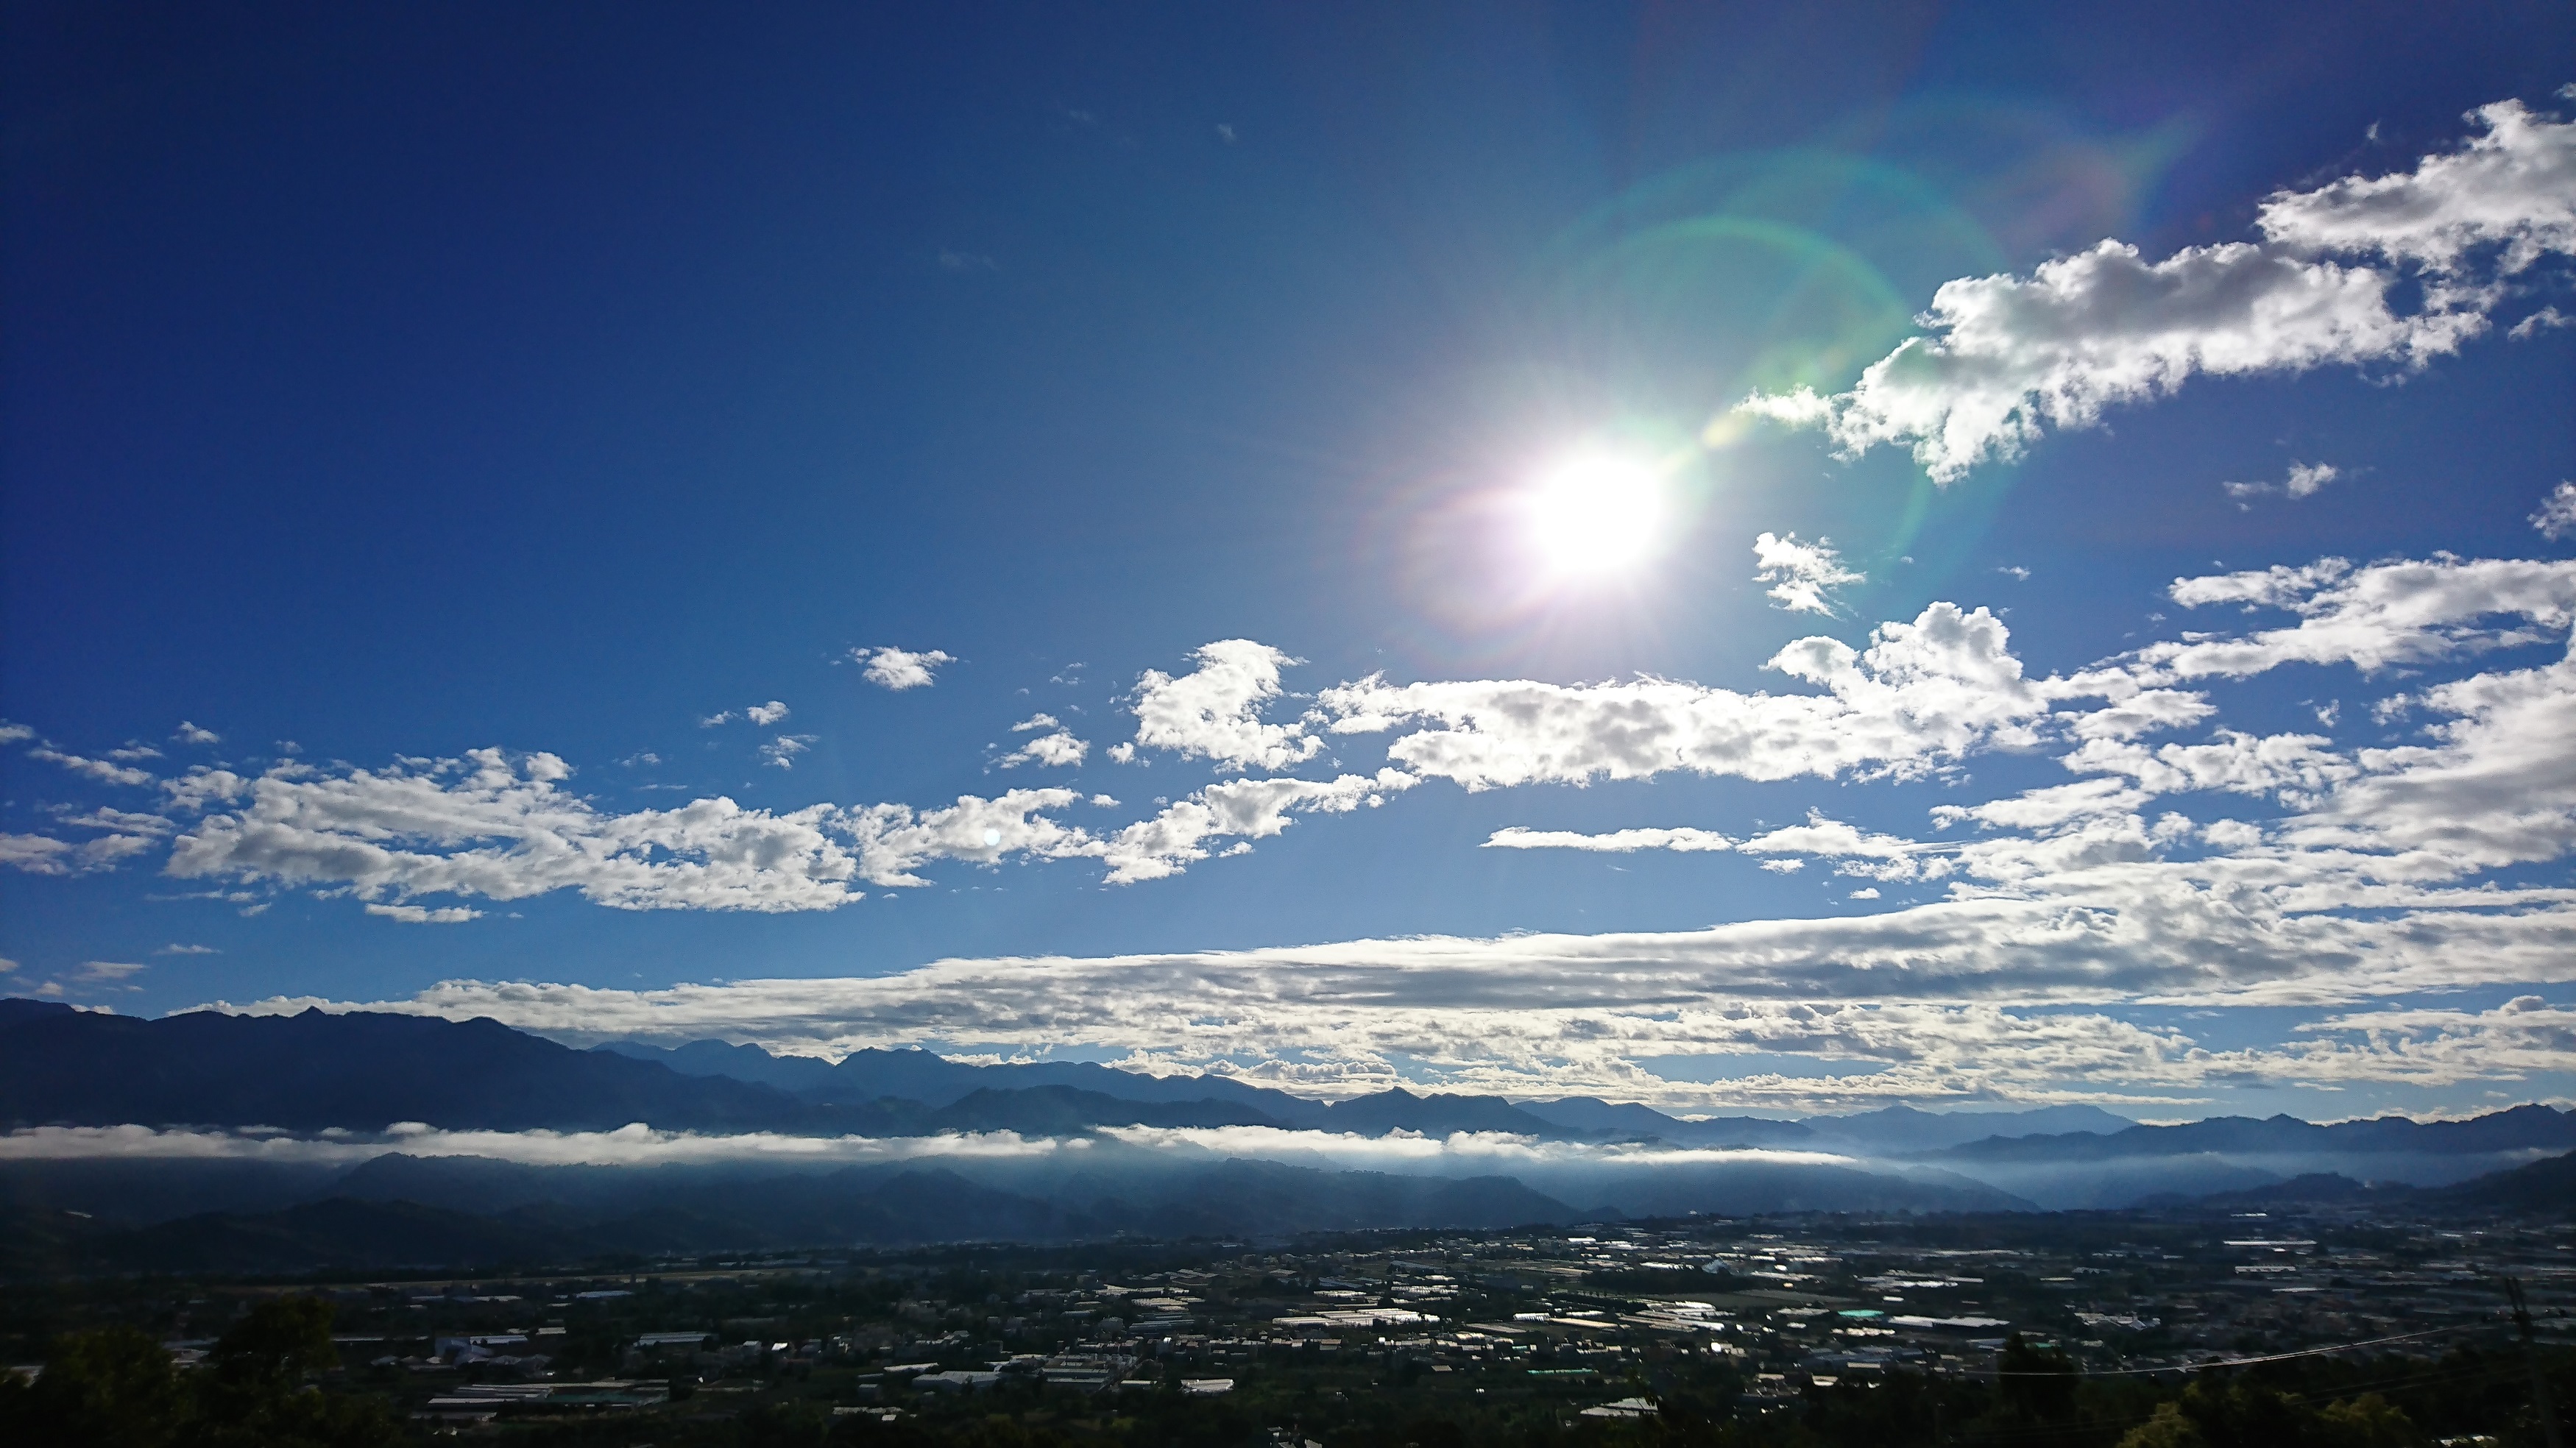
left=0, top=831, right=155, bottom=876
left=53, top=806, right=174, bottom=836
left=1484, top=826, right=1738, bottom=853
left=0, top=1122, right=1094, bottom=1169
left=2223, top=460, right=2340, bottom=503
left=857, top=646, right=955, bottom=691
left=0, top=834, right=77, bottom=876
left=163, top=748, right=870, bottom=913
left=0, top=721, right=34, bottom=745
left=365, top=903, right=484, bottom=924
left=199, top=897, right=2576, bottom=1107
left=106, top=742, right=163, bottom=762
left=1321, top=603, right=2055, bottom=790
left=75, top=960, right=147, bottom=982
left=1750, top=531, right=1864, bottom=614
left=996, top=717, right=1089, bottom=770
left=28, top=746, right=155, bottom=787
left=1735, top=96, right=2572, bottom=482
left=759, top=734, right=815, bottom=770
left=1736, top=241, right=2475, bottom=482
left=2062, top=689, right=2215, bottom=742
left=2508, top=305, right=2572, bottom=338
left=1125, top=639, right=1322, bottom=771
left=1094, top=770, right=1416, bottom=884
left=845, top=789, right=1107, bottom=887
left=2535, top=481, right=2576, bottom=541
left=746, top=700, right=791, bottom=726
left=155, top=943, right=221, bottom=955
left=2134, top=555, right=2576, bottom=681
left=699, top=711, right=735, bottom=728
left=2063, top=729, right=2354, bottom=803
left=2254, top=99, right=2576, bottom=274
left=172, top=721, right=220, bottom=745
left=1482, top=814, right=1947, bottom=883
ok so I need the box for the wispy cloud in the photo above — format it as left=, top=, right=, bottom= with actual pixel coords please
left=2224, top=460, right=2340, bottom=504
left=759, top=735, right=815, bottom=770
left=364, top=903, right=483, bottom=923
left=1751, top=532, right=1864, bottom=615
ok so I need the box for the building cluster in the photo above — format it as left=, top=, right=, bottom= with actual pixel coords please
left=18, top=1204, right=2565, bottom=1436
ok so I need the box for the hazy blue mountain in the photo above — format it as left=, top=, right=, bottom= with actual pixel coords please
left=0, top=1004, right=880, bottom=1135
left=1311, top=1087, right=1571, bottom=1138
left=1933, top=1106, right=2576, bottom=1162
left=927, top=1085, right=1287, bottom=1134
left=1515, top=1097, right=1815, bottom=1146
left=595, top=1037, right=842, bottom=1093
left=1804, top=1103, right=2137, bottom=1151
left=2142, top=1149, right=2576, bottom=1215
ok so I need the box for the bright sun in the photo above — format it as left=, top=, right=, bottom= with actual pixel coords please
left=1521, top=450, right=1669, bottom=578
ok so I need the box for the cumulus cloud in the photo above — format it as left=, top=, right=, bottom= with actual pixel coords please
left=0, top=831, right=156, bottom=876
left=856, top=646, right=955, bottom=691
left=1735, top=96, right=2572, bottom=481
left=759, top=735, right=815, bottom=770
left=0, top=721, right=34, bottom=745
left=2254, top=99, right=2576, bottom=273
left=1094, top=770, right=1415, bottom=884
left=844, top=789, right=1108, bottom=887
left=1751, top=531, right=1864, bottom=614
left=996, top=714, right=1089, bottom=770
left=163, top=749, right=871, bottom=913
left=2132, top=555, right=2576, bottom=681
left=2279, top=995, right=2576, bottom=1085
left=1122, top=640, right=1322, bottom=771
left=1321, top=602, right=2056, bottom=790
left=172, top=721, right=220, bottom=745
left=2535, top=481, right=2576, bottom=540
left=746, top=700, right=790, bottom=726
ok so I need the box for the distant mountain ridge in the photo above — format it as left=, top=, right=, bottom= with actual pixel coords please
left=6, top=999, right=2571, bottom=1171
left=1927, top=1105, right=2576, bottom=1162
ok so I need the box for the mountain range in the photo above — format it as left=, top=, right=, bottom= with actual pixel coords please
left=4, top=997, right=2572, bottom=1266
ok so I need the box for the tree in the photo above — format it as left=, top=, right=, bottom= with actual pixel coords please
left=0, top=1323, right=188, bottom=1448
left=2120, top=1402, right=2210, bottom=1448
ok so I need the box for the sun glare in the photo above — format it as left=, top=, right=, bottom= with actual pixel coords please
left=1521, top=450, right=1669, bottom=578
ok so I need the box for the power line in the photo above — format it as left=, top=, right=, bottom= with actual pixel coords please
left=1984, top=1321, right=2505, bottom=1378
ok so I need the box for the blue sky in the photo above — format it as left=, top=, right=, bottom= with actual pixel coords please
left=5, top=1, right=2574, bottom=1121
